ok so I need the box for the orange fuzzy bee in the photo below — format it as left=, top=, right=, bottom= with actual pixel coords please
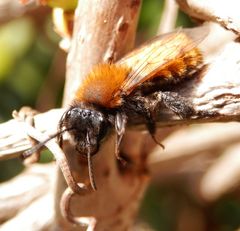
left=58, top=28, right=205, bottom=189
left=25, top=28, right=206, bottom=190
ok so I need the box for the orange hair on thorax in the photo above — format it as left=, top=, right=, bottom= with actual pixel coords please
left=75, top=63, right=130, bottom=108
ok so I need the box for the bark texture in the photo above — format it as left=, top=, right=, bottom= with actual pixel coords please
left=54, top=1, right=144, bottom=230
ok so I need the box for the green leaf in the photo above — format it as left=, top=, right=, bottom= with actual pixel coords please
left=0, top=17, right=35, bottom=79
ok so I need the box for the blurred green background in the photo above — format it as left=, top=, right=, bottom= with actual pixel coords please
left=0, top=1, right=239, bottom=230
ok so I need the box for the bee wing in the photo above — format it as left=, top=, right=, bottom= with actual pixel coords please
left=116, top=26, right=208, bottom=96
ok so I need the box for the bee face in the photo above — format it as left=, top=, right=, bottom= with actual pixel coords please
left=59, top=104, right=110, bottom=156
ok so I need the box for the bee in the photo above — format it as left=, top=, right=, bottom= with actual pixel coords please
left=24, top=28, right=206, bottom=190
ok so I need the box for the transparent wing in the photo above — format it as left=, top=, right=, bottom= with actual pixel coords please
left=115, top=26, right=207, bottom=96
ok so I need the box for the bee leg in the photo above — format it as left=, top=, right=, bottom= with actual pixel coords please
left=126, top=96, right=164, bottom=148
left=153, top=91, right=195, bottom=119
left=114, top=112, right=128, bottom=165
left=144, top=111, right=165, bottom=149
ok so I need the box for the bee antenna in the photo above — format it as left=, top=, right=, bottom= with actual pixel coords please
left=22, top=128, right=72, bottom=159
left=86, top=133, right=97, bottom=191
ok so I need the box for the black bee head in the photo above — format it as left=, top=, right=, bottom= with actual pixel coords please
left=58, top=104, right=110, bottom=156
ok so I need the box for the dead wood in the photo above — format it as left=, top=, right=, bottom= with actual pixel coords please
left=1, top=1, right=240, bottom=230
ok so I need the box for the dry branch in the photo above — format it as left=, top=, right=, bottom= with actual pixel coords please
left=0, top=164, right=54, bottom=231
left=149, top=122, right=240, bottom=182
left=0, top=193, right=54, bottom=231
left=157, top=0, right=178, bottom=34
left=1, top=1, right=240, bottom=230
left=55, top=1, right=143, bottom=230
left=200, top=143, right=240, bottom=201
left=176, top=0, right=240, bottom=35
